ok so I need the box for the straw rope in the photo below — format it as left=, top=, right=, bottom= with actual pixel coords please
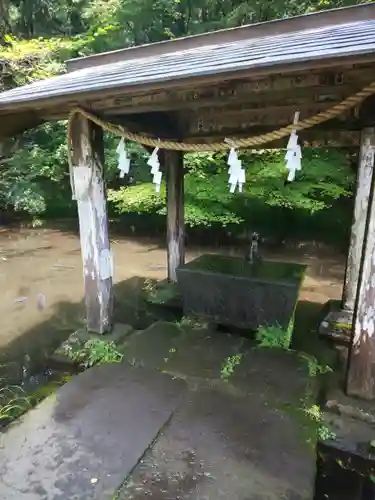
left=67, top=81, right=375, bottom=159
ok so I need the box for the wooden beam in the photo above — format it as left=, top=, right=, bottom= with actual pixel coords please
left=0, top=111, right=42, bottom=140
left=165, top=150, right=185, bottom=283
left=4, top=56, right=375, bottom=118
left=346, top=127, right=375, bottom=399
left=342, top=129, right=375, bottom=313
left=36, top=63, right=375, bottom=124
left=96, top=65, right=373, bottom=116
left=186, top=104, right=354, bottom=135
left=112, top=111, right=183, bottom=140
left=70, top=113, right=114, bottom=333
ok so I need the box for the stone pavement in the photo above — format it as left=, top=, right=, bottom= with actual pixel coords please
left=0, top=323, right=318, bottom=499
left=0, top=364, right=185, bottom=500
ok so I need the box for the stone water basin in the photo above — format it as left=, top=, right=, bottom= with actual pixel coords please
left=176, top=254, right=306, bottom=341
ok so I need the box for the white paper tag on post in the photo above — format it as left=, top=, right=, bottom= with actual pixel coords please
left=73, top=166, right=92, bottom=201
left=99, top=249, right=113, bottom=280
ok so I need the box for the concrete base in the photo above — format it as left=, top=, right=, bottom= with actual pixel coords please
left=320, top=387, right=375, bottom=480
left=48, top=323, right=134, bottom=370
left=319, top=299, right=353, bottom=344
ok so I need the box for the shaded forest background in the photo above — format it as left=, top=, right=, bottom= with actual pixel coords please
left=0, top=0, right=366, bottom=248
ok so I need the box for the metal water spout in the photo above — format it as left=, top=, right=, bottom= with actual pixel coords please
left=245, top=232, right=261, bottom=264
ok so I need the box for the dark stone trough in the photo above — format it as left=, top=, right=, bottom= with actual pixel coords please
left=177, top=254, right=305, bottom=337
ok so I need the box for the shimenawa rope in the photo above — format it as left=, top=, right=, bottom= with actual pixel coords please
left=67, top=81, right=375, bottom=165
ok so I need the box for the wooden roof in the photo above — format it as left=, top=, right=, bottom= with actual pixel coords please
left=1, top=3, right=375, bottom=146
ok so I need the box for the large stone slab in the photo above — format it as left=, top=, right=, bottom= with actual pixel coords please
left=0, top=363, right=186, bottom=500
left=117, top=385, right=316, bottom=500
left=164, top=328, right=248, bottom=381
left=122, top=321, right=183, bottom=370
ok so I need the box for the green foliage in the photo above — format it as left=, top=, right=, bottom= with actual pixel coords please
left=108, top=149, right=355, bottom=237
left=108, top=176, right=243, bottom=228
left=304, top=404, right=337, bottom=442
left=298, top=352, right=332, bottom=378
left=1, top=122, right=71, bottom=215
left=109, top=183, right=165, bottom=215
left=255, top=323, right=290, bottom=349
left=0, top=384, right=33, bottom=423
left=241, top=149, right=353, bottom=212
left=0, top=35, right=81, bottom=89
left=67, top=339, right=124, bottom=369
left=0, top=0, right=357, bottom=235
left=0, top=375, right=71, bottom=426
left=220, top=353, right=243, bottom=380
left=1, top=0, right=364, bottom=44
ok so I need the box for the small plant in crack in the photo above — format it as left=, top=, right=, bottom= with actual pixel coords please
left=304, top=404, right=336, bottom=442
left=221, top=354, right=243, bottom=381
left=67, top=339, right=123, bottom=369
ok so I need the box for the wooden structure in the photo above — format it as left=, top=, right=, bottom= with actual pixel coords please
left=2, top=3, right=375, bottom=397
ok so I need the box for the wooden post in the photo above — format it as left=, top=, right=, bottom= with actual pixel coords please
left=342, top=128, right=375, bottom=313
left=346, top=128, right=375, bottom=399
left=165, top=150, right=185, bottom=283
left=70, top=114, right=114, bottom=333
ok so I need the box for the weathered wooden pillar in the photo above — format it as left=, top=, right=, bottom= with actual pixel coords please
left=342, top=128, right=375, bottom=313
left=346, top=128, right=375, bottom=399
left=70, top=114, right=114, bottom=333
left=165, top=150, right=185, bottom=283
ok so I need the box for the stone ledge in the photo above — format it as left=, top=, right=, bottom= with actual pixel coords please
left=321, top=386, right=375, bottom=477
left=48, top=323, right=134, bottom=368
left=319, top=299, right=352, bottom=344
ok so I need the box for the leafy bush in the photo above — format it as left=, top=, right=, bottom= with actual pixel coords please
left=255, top=324, right=290, bottom=349
left=108, top=148, right=355, bottom=243
left=67, top=339, right=123, bottom=369
left=108, top=176, right=243, bottom=228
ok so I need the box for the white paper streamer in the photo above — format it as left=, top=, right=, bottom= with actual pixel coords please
left=285, top=112, right=302, bottom=182
left=116, top=138, right=131, bottom=178
left=226, top=146, right=245, bottom=193
left=147, top=147, right=162, bottom=193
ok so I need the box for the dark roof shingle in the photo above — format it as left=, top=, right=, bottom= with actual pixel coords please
left=1, top=17, right=375, bottom=112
